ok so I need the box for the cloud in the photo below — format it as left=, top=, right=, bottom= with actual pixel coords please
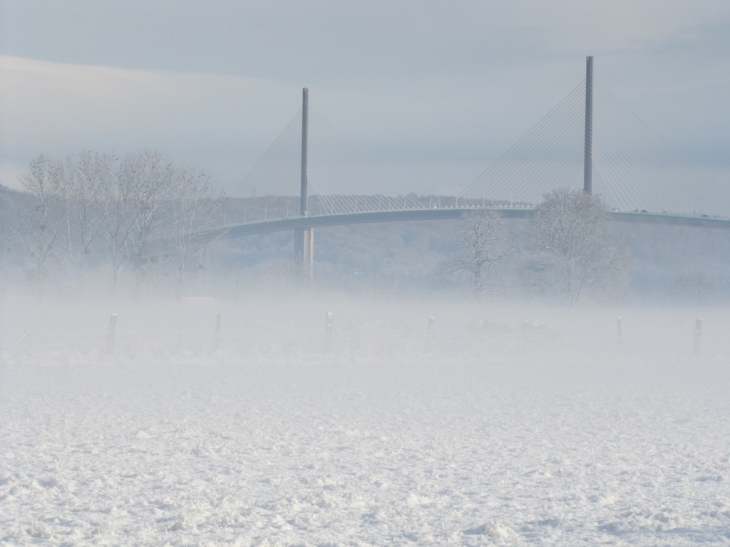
left=0, top=161, right=25, bottom=190
left=0, top=55, right=304, bottom=187
left=0, top=0, right=728, bottom=201
left=0, top=55, right=297, bottom=149
left=3, top=1, right=728, bottom=81
left=0, top=55, right=560, bottom=191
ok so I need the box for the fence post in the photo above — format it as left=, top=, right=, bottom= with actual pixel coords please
left=213, top=313, right=221, bottom=353
left=425, top=316, right=435, bottom=351
left=692, top=318, right=703, bottom=357
left=616, top=316, right=622, bottom=351
left=324, top=312, right=334, bottom=353
left=106, top=313, right=118, bottom=355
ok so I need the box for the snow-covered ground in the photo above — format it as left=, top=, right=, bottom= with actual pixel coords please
left=1, top=295, right=729, bottom=545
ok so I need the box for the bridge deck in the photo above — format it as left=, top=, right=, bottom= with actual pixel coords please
left=204, top=208, right=730, bottom=241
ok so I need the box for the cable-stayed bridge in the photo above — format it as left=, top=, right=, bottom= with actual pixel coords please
left=207, top=57, right=729, bottom=277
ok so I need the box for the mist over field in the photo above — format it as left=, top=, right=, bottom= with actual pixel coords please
left=2, top=277, right=730, bottom=545
left=3, top=173, right=730, bottom=544
left=2, top=149, right=730, bottom=547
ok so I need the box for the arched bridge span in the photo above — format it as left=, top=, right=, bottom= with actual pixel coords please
left=203, top=208, right=730, bottom=242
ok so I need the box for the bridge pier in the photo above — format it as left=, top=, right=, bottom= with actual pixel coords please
left=294, top=227, right=314, bottom=280
left=304, top=228, right=313, bottom=279
left=583, top=55, right=593, bottom=195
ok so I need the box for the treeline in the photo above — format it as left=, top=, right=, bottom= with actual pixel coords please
left=441, top=189, right=631, bottom=304
left=0, top=154, right=632, bottom=303
left=8, top=150, right=725, bottom=304
left=2, top=150, right=223, bottom=296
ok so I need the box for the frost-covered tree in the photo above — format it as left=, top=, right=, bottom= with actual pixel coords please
left=16, top=155, right=64, bottom=293
left=56, top=151, right=109, bottom=290
left=0, top=186, right=24, bottom=289
left=530, top=189, right=629, bottom=304
left=169, top=165, right=224, bottom=298
left=11, top=150, right=228, bottom=296
left=100, top=154, right=136, bottom=290
left=448, top=209, right=509, bottom=296
left=126, top=151, right=175, bottom=292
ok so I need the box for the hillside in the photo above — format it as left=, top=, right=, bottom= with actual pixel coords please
left=213, top=207, right=730, bottom=302
left=2, top=188, right=730, bottom=302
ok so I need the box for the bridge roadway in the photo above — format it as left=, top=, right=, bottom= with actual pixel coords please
left=204, top=207, right=730, bottom=241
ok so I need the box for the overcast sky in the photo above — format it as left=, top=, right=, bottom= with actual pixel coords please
left=1, top=0, right=729, bottom=204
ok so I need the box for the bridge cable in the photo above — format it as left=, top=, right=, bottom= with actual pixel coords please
left=593, top=85, right=669, bottom=209
left=459, top=81, right=585, bottom=202
left=592, top=80, right=713, bottom=213
left=310, top=109, right=423, bottom=211
left=510, top=93, right=586, bottom=203
left=460, top=81, right=586, bottom=204
left=249, top=115, right=303, bottom=201
left=229, top=111, right=301, bottom=200
left=594, top=104, right=669, bottom=211
left=309, top=119, right=371, bottom=213
left=459, top=81, right=583, bottom=200
left=307, top=112, right=373, bottom=214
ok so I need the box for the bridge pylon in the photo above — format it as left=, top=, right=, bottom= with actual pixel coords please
left=294, top=87, right=314, bottom=280
left=583, top=55, right=593, bottom=195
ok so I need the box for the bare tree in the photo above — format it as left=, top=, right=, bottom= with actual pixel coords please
left=56, top=150, right=108, bottom=291
left=0, top=186, right=23, bottom=288
left=168, top=165, right=224, bottom=298
left=448, top=209, right=509, bottom=296
left=530, top=189, right=629, bottom=304
left=127, top=151, right=175, bottom=292
left=16, top=155, right=63, bottom=293
left=11, top=150, right=230, bottom=296
left=100, top=154, right=136, bottom=290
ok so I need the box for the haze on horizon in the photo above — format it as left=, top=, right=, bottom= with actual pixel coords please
left=1, top=0, right=729, bottom=209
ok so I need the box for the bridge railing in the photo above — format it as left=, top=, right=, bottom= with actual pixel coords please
left=221, top=195, right=539, bottom=227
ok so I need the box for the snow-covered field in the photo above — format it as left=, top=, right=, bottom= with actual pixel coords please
left=1, top=295, right=729, bottom=545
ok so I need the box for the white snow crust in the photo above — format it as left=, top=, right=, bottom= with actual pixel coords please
left=1, top=296, right=729, bottom=545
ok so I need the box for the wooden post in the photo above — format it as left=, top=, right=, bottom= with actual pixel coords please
left=213, top=313, right=221, bottom=353
left=692, top=318, right=703, bottom=357
left=324, top=312, right=334, bottom=353
left=425, top=316, right=435, bottom=351
left=106, top=313, right=118, bottom=355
